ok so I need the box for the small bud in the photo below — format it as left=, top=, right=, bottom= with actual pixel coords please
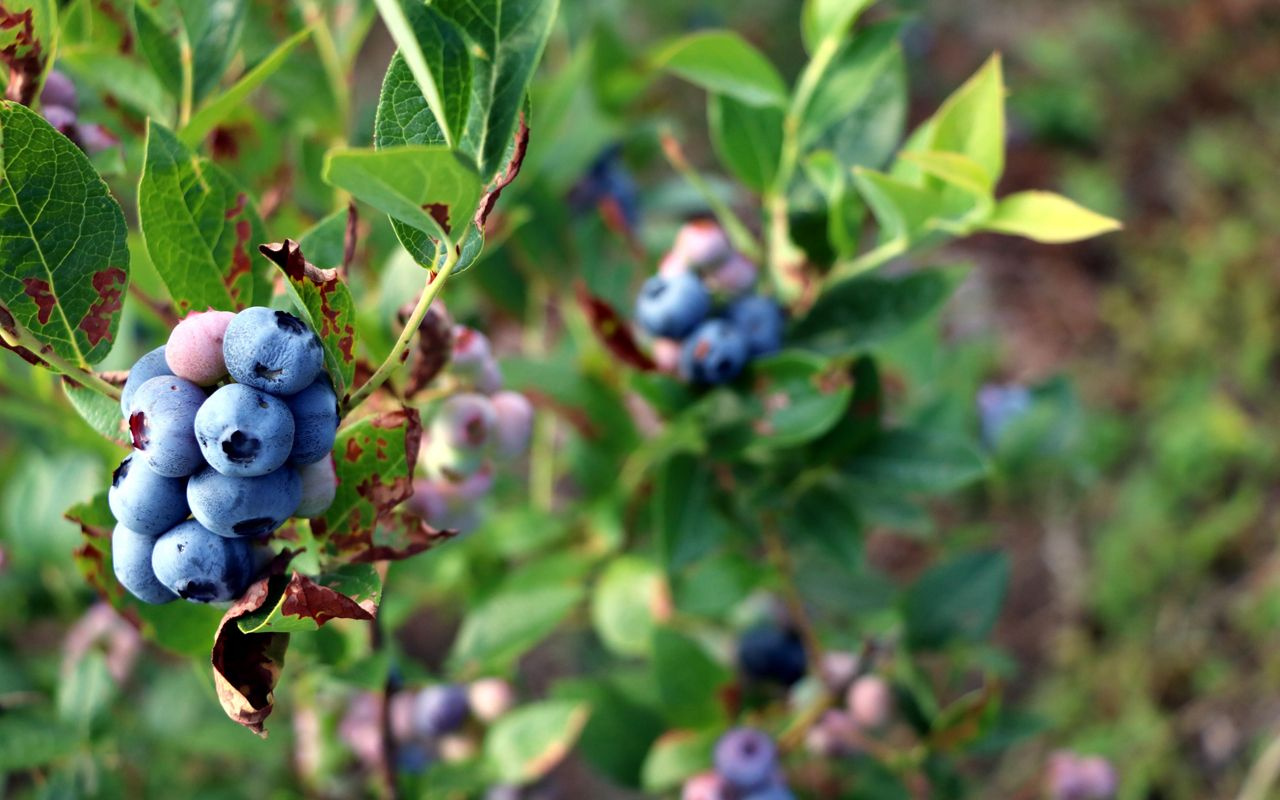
left=468, top=678, right=516, bottom=722
left=846, top=675, right=892, bottom=730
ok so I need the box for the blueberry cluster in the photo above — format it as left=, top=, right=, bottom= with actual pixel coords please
left=634, top=221, right=784, bottom=385
left=408, top=325, right=533, bottom=533
left=38, top=70, right=116, bottom=155
left=1046, top=751, right=1118, bottom=800
left=110, top=308, right=339, bottom=605
left=684, top=728, right=794, bottom=800
left=738, top=623, right=808, bottom=688
left=804, top=673, right=894, bottom=758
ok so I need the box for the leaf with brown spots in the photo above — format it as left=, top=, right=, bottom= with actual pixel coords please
left=575, top=282, right=657, bottom=372
left=138, top=119, right=269, bottom=315
left=398, top=297, right=452, bottom=397
left=234, top=564, right=381, bottom=634
left=211, top=566, right=291, bottom=737
left=259, top=239, right=358, bottom=399
left=1, top=3, right=50, bottom=105
left=0, top=101, right=130, bottom=365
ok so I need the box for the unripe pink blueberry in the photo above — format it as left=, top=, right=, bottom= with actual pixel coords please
left=467, top=678, right=515, bottom=722
left=389, top=691, right=417, bottom=742
left=478, top=359, right=504, bottom=394
left=704, top=253, right=758, bottom=297
left=682, top=771, right=732, bottom=800
left=407, top=469, right=493, bottom=531
left=167, top=310, right=235, bottom=386
left=673, top=220, right=732, bottom=271
left=295, top=456, right=338, bottom=517
left=438, top=734, right=477, bottom=763
left=420, top=393, right=497, bottom=480
left=846, top=675, right=892, bottom=730
left=819, top=650, right=860, bottom=691
left=805, top=710, right=860, bottom=758
left=490, top=391, right=533, bottom=458
left=659, top=250, right=691, bottom=277
left=652, top=337, right=683, bottom=373
left=450, top=326, right=502, bottom=392
left=1047, top=752, right=1118, bottom=800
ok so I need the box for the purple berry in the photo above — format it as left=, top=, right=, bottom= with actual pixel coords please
left=489, top=391, right=533, bottom=458
left=738, top=625, right=807, bottom=686
left=223, top=307, right=324, bottom=396
left=187, top=466, right=301, bottom=538
left=130, top=376, right=207, bottom=477
left=151, top=520, right=255, bottom=603
left=194, top=384, right=296, bottom=477
left=112, top=523, right=176, bottom=604
left=713, top=728, right=777, bottom=791
left=108, top=454, right=189, bottom=536
left=635, top=272, right=712, bottom=339
left=39, top=70, right=77, bottom=111
left=413, top=684, right=470, bottom=736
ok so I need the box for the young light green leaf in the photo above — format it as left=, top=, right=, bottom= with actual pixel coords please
left=323, top=145, right=483, bottom=252
left=707, top=93, right=783, bottom=193
left=801, top=0, right=875, bottom=53
left=591, top=556, right=670, bottom=657
left=852, top=167, right=946, bottom=249
left=982, top=191, right=1122, bottom=243
left=904, top=54, right=1005, bottom=184
left=652, top=30, right=787, bottom=107
left=138, top=120, right=268, bottom=314
left=899, top=150, right=994, bottom=195
left=485, top=701, right=591, bottom=784
left=799, top=21, right=901, bottom=150
left=181, top=25, right=314, bottom=146
left=0, top=101, right=129, bottom=366
left=58, top=50, right=172, bottom=123
left=641, top=729, right=722, bottom=792
left=371, top=0, right=464, bottom=148
left=133, top=0, right=247, bottom=102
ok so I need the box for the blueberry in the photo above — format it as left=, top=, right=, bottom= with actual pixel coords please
left=130, top=376, right=207, bottom=477
left=713, top=728, right=777, bottom=791
left=120, top=346, right=173, bottom=415
left=977, top=383, right=1033, bottom=447
left=420, top=394, right=496, bottom=481
left=679, top=319, right=749, bottom=386
left=741, top=783, right=796, bottom=800
left=406, top=470, right=492, bottom=532
left=39, top=70, right=77, bottom=112
left=112, top=524, right=176, bottom=604
left=489, top=391, right=533, bottom=458
left=413, top=684, right=470, bottom=736
left=635, top=272, right=712, bottom=339
left=846, top=675, right=892, bottom=729
left=738, top=625, right=807, bottom=686
left=151, top=520, right=255, bottom=603
left=395, top=742, right=433, bottom=774
left=284, top=377, right=339, bottom=464
left=295, top=457, right=337, bottom=517
left=450, top=326, right=503, bottom=393
left=467, top=678, right=515, bottom=723
left=194, top=383, right=295, bottom=477
left=682, top=771, right=733, bottom=800
left=108, top=454, right=190, bottom=536
left=166, top=310, right=235, bottom=386
left=187, top=466, right=301, bottom=537
left=672, top=220, right=732, bottom=272
left=726, top=295, right=785, bottom=358
left=222, top=307, right=324, bottom=396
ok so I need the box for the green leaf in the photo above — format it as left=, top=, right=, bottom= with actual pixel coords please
left=707, top=93, right=782, bottom=193
left=235, top=564, right=381, bottom=634
left=746, top=351, right=853, bottom=450
left=641, top=728, right=721, bottom=793
left=799, top=21, right=901, bottom=150
left=791, top=268, right=962, bottom=358
left=181, top=25, right=313, bottom=146
left=0, top=715, right=81, bottom=771
left=297, top=208, right=350, bottom=270
left=852, top=167, right=946, bottom=250
left=900, top=150, right=994, bottom=195
left=801, top=150, right=861, bottom=258
left=904, top=54, right=1005, bottom=184
left=652, top=30, right=787, bottom=107
left=0, top=101, right=129, bottom=366
left=902, top=551, right=1010, bottom=650
left=59, top=50, right=173, bottom=123
left=435, top=0, right=557, bottom=178
left=57, top=651, right=116, bottom=729
left=801, top=0, right=874, bottom=52
left=844, top=428, right=988, bottom=494
left=371, top=0, right=467, bottom=149
left=656, top=453, right=730, bottom=570
left=552, top=677, right=667, bottom=787
left=62, top=378, right=129, bottom=445
left=982, top=191, right=1122, bottom=243
left=138, top=120, right=268, bottom=314
left=783, top=481, right=863, bottom=571
left=450, top=583, right=583, bottom=672
left=652, top=628, right=731, bottom=728
left=323, top=145, right=482, bottom=252
left=134, top=0, right=247, bottom=102
left=485, top=700, right=590, bottom=784
left=591, top=556, right=669, bottom=658
left=258, top=239, right=357, bottom=400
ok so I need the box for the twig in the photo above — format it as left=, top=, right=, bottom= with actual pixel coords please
left=128, top=284, right=180, bottom=328
left=0, top=325, right=122, bottom=401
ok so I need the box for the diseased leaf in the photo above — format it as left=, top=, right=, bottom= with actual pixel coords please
left=1, top=0, right=54, bottom=105
left=576, top=282, right=656, bottom=371
left=258, top=239, right=358, bottom=401
left=133, top=0, right=247, bottom=102
left=210, top=567, right=290, bottom=736
left=981, top=191, right=1122, bottom=243
left=746, top=351, right=852, bottom=451
left=138, top=120, right=268, bottom=314
left=652, top=30, right=787, bottom=107
left=0, top=101, right=130, bottom=366
left=485, top=701, right=590, bottom=784
left=235, top=564, right=380, bottom=634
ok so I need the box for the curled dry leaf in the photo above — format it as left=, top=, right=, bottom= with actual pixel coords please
left=574, top=282, right=657, bottom=372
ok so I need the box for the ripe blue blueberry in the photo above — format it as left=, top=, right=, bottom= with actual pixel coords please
left=395, top=742, right=433, bottom=774
left=112, top=523, right=176, bottom=604
left=120, top=345, right=173, bottom=415
left=413, top=684, right=471, bottom=736
left=679, top=319, right=749, bottom=385
left=187, top=466, right=302, bottom=537
left=222, top=306, right=324, bottom=396
left=738, top=624, right=807, bottom=686
left=194, top=383, right=295, bottom=477
left=741, top=783, right=796, bottom=800
left=635, top=272, right=712, bottom=339
left=295, top=456, right=338, bottom=517
left=284, top=377, right=339, bottom=465
left=151, top=520, right=255, bottom=603
left=130, top=376, right=207, bottom=477
left=39, top=70, right=78, bottom=112
left=726, top=295, right=785, bottom=358
left=108, top=454, right=189, bottom=536
left=713, top=728, right=777, bottom=791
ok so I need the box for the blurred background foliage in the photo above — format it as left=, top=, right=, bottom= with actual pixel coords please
left=1, top=0, right=1278, bottom=798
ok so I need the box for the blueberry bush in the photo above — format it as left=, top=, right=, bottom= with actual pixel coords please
left=0, top=0, right=1124, bottom=797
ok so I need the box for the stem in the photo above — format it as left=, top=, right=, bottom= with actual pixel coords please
left=178, top=31, right=194, bottom=128
left=0, top=326, right=122, bottom=401
left=301, top=0, right=351, bottom=141
left=525, top=277, right=555, bottom=512
left=762, top=514, right=825, bottom=673
left=369, top=605, right=400, bottom=800
left=345, top=248, right=459, bottom=413
left=659, top=130, right=762, bottom=260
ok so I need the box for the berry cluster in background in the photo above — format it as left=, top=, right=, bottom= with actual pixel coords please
left=408, top=315, right=534, bottom=533
left=634, top=220, right=785, bottom=386
left=35, top=70, right=116, bottom=157
left=109, top=307, right=338, bottom=605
